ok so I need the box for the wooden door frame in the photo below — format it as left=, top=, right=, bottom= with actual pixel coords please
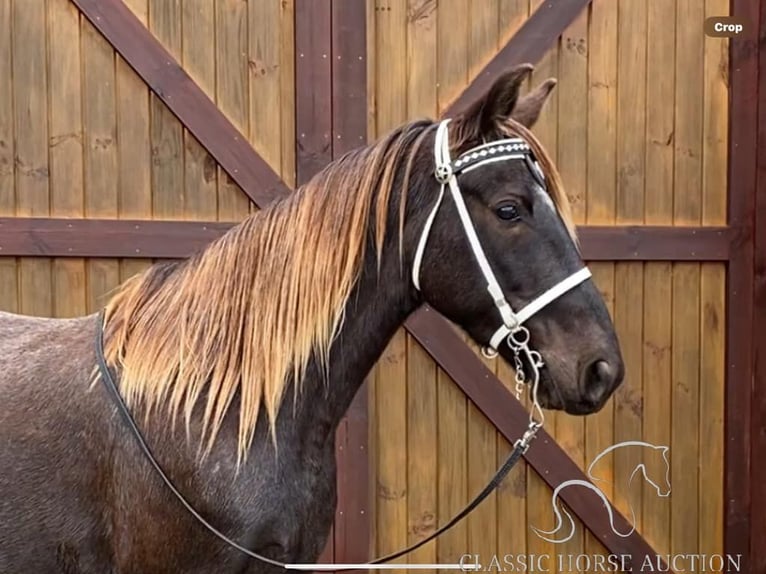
left=0, top=0, right=761, bottom=570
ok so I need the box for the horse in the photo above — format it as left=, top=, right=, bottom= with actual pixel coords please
left=531, top=441, right=671, bottom=544
left=0, top=64, right=625, bottom=573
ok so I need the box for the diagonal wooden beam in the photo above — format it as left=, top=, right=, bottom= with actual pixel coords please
left=70, top=0, right=290, bottom=208
left=444, top=0, right=593, bottom=117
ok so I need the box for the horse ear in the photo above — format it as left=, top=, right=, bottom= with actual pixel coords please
left=511, top=78, right=558, bottom=128
left=459, top=64, right=535, bottom=139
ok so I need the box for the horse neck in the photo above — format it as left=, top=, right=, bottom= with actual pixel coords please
left=290, top=241, right=418, bottom=437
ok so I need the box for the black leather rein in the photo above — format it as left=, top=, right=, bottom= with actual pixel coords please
left=95, top=310, right=531, bottom=571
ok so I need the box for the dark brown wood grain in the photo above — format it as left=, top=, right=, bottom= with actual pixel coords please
left=295, top=0, right=333, bottom=187
left=745, top=0, right=765, bottom=570
left=444, top=0, right=594, bottom=117
left=0, top=217, right=232, bottom=258
left=330, top=0, right=371, bottom=564
left=294, top=2, right=337, bottom=565
left=70, top=0, right=290, bottom=208
left=0, top=217, right=734, bottom=261
left=726, top=0, right=759, bottom=569
left=579, top=225, right=731, bottom=261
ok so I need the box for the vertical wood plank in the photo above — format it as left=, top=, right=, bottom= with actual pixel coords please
left=375, top=331, right=408, bottom=561
left=616, top=0, right=646, bottom=223
left=468, top=0, right=498, bottom=80
left=673, top=0, right=704, bottom=226
left=552, top=12, right=589, bottom=566
left=120, top=259, right=152, bottom=283
left=645, top=0, right=676, bottom=224
left=465, top=1, right=499, bottom=565
left=0, top=0, right=11, bottom=213
left=279, top=0, right=296, bottom=188
left=434, top=0, right=469, bottom=566
left=116, top=0, right=150, bottom=285
left=498, top=0, right=529, bottom=47
left=557, top=11, right=587, bottom=224
left=82, top=19, right=117, bottom=218
left=182, top=0, right=217, bottom=221
left=699, top=264, right=725, bottom=557
left=331, top=1, right=370, bottom=563
left=116, top=0, right=150, bottom=221
left=587, top=0, right=617, bottom=224
left=612, top=0, right=647, bottom=547
left=82, top=16, right=119, bottom=311
left=248, top=0, right=283, bottom=175
left=725, top=0, right=757, bottom=563
left=48, top=0, right=86, bottom=319
left=366, top=0, right=377, bottom=142
left=406, top=0, right=437, bottom=120
left=87, top=259, right=121, bottom=313
left=752, top=4, right=766, bottom=567
left=294, top=1, right=334, bottom=563
left=641, top=262, right=672, bottom=556
left=525, top=1, right=558, bottom=562
left=495, top=359, right=528, bottom=557
left=437, top=368, right=467, bottom=567
left=373, top=0, right=408, bottom=563
left=671, top=0, right=704, bottom=559
left=698, top=0, right=729, bottom=559
left=671, top=263, right=700, bottom=558
left=0, top=256, right=18, bottom=313
left=403, top=2, right=437, bottom=570
left=0, top=0, right=15, bottom=313
left=702, top=0, right=729, bottom=226
left=640, top=0, right=675, bottom=557
left=406, top=338, right=438, bottom=572
left=436, top=0, right=468, bottom=115
left=13, top=0, right=49, bottom=217
left=494, top=0, right=530, bottom=562
left=14, top=0, right=51, bottom=317
left=149, top=0, right=183, bottom=219
left=181, top=0, right=215, bottom=101
left=215, top=0, right=250, bottom=220
left=613, top=262, right=645, bottom=529
left=584, top=261, right=615, bottom=558
left=366, top=4, right=377, bottom=552
left=295, top=0, right=331, bottom=186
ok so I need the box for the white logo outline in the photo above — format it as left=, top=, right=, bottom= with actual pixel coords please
left=531, top=441, right=671, bottom=544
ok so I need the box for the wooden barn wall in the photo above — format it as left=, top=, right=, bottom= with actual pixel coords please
left=370, top=0, right=729, bottom=569
left=0, top=0, right=294, bottom=316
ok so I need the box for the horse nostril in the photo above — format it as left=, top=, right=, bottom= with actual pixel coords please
left=582, top=359, right=617, bottom=404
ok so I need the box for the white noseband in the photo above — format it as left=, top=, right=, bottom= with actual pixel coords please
left=412, top=119, right=592, bottom=352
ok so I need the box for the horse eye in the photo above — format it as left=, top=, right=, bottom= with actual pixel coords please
left=495, top=203, right=521, bottom=221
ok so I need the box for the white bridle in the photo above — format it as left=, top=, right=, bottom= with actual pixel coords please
left=412, top=119, right=592, bottom=355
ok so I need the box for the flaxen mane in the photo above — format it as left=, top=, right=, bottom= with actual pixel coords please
left=99, top=116, right=574, bottom=462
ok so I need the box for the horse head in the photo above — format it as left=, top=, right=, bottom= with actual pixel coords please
left=408, top=64, right=624, bottom=416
